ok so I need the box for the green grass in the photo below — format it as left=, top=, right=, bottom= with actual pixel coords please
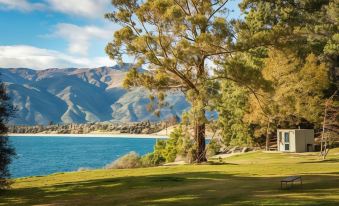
left=1, top=149, right=339, bottom=206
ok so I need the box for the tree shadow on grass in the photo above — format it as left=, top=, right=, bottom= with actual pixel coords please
left=206, top=161, right=239, bottom=165
left=300, top=158, right=339, bottom=164
left=1, top=172, right=338, bottom=206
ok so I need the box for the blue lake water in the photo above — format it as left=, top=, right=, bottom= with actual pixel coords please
left=9, top=136, right=160, bottom=178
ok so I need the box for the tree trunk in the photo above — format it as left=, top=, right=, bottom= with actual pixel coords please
left=265, top=119, right=270, bottom=151
left=320, top=104, right=327, bottom=157
left=193, top=99, right=207, bottom=163
left=195, top=122, right=207, bottom=163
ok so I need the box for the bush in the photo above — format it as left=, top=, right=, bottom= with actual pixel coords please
left=140, top=140, right=167, bottom=167
left=77, top=167, right=92, bottom=172
left=140, top=153, right=162, bottom=167
left=206, top=139, right=221, bottom=158
left=105, top=152, right=142, bottom=169
left=148, top=125, right=193, bottom=164
left=140, top=153, right=154, bottom=167
left=104, top=125, right=195, bottom=170
left=163, top=125, right=192, bottom=162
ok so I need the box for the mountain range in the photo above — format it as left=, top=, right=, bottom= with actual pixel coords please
left=0, top=65, right=190, bottom=125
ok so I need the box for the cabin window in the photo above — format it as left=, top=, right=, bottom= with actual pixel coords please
left=284, top=132, right=290, bottom=143
left=284, top=132, right=290, bottom=151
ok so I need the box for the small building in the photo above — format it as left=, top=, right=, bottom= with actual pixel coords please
left=277, top=129, right=314, bottom=152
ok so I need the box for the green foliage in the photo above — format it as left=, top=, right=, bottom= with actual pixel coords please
left=261, top=50, right=329, bottom=125
left=215, top=81, right=253, bottom=146
left=104, top=147, right=191, bottom=169
left=107, top=0, right=337, bottom=150
left=105, top=152, right=142, bottom=169
left=231, top=0, right=337, bottom=145
left=238, top=0, right=338, bottom=54
left=163, top=130, right=180, bottom=162
left=239, top=49, right=332, bottom=147
left=150, top=140, right=167, bottom=165
left=164, top=125, right=193, bottom=162
left=0, top=82, right=15, bottom=189
left=142, top=125, right=193, bottom=165
left=206, top=139, right=221, bottom=158
left=105, top=0, right=271, bottom=162
left=140, top=153, right=162, bottom=167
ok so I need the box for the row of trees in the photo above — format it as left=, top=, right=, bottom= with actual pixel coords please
left=106, top=0, right=338, bottom=162
left=8, top=120, right=176, bottom=135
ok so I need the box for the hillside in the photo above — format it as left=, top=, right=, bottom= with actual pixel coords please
left=0, top=66, right=190, bottom=125
left=2, top=148, right=339, bottom=206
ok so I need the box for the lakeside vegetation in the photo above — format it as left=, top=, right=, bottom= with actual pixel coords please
left=7, top=119, right=177, bottom=135
left=1, top=148, right=339, bottom=206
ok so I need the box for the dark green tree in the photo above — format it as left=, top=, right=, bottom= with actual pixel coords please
left=215, top=81, right=252, bottom=146
left=0, top=82, right=15, bottom=189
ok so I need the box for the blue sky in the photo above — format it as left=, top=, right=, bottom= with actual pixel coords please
left=0, top=0, right=241, bottom=70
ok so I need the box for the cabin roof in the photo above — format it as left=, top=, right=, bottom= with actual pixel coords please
left=277, top=129, right=313, bottom=131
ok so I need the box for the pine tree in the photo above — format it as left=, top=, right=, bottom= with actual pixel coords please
left=239, top=0, right=338, bottom=91
left=237, top=0, right=337, bottom=149
left=105, top=0, right=268, bottom=162
left=215, top=81, right=252, bottom=146
left=0, top=82, right=15, bottom=189
left=244, top=49, right=331, bottom=150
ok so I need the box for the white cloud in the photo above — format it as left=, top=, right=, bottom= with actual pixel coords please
left=0, top=45, right=115, bottom=70
left=0, top=0, right=112, bottom=18
left=46, top=0, right=111, bottom=19
left=51, top=23, right=112, bottom=56
left=0, top=0, right=45, bottom=11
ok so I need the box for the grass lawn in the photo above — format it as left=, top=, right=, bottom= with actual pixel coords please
left=1, top=148, right=339, bottom=206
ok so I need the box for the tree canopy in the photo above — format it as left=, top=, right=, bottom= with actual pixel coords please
left=106, top=0, right=272, bottom=162
left=106, top=0, right=338, bottom=157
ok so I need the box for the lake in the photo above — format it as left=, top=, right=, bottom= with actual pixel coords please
left=9, top=136, right=161, bottom=178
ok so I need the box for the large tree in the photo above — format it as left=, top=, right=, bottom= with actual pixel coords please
left=0, top=81, right=15, bottom=189
left=239, top=0, right=338, bottom=86
left=105, top=0, right=267, bottom=162
left=237, top=0, right=338, bottom=149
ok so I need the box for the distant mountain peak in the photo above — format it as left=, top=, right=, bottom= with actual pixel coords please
left=0, top=65, right=189, bottom=125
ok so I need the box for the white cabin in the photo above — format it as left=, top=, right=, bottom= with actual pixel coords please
left=277, top=129, right=314, bottom=152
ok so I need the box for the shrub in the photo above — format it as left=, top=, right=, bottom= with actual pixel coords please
left=165, top=125, right=192, bottom=162
left=105, top=152, right=142, bottom=169
left=140, top=153, right=164, bottom=167
left=206, top=139, right=221, bottom=158
left=150, top=125, right=193, bottom=164
left=140, top=153, right=154, bottom=167
left=106, top=125, right=195, bottom=170
left=150, top=139, right=167, bottom=164
left=77, top=167, right=92, bottom=172
left=163, top=132, right=179, bottom=162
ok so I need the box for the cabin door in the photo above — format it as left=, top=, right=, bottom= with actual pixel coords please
left=284, top=132, right=290, bottom=151
left=307, top=144, right=313, bottom=152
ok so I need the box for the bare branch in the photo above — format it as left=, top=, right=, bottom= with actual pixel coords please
left=207, top=0, right=229, bottom=22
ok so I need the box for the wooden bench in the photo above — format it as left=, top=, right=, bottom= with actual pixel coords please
left=280, top=176, right=302, bottom=189
left=0, top=178, right=8, bottom=189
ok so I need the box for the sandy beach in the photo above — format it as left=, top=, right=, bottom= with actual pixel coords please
left=8, top=125, right=217, bottom=139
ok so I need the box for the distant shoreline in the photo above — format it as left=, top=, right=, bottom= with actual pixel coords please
left=7, top=133, right=168, bottom=139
